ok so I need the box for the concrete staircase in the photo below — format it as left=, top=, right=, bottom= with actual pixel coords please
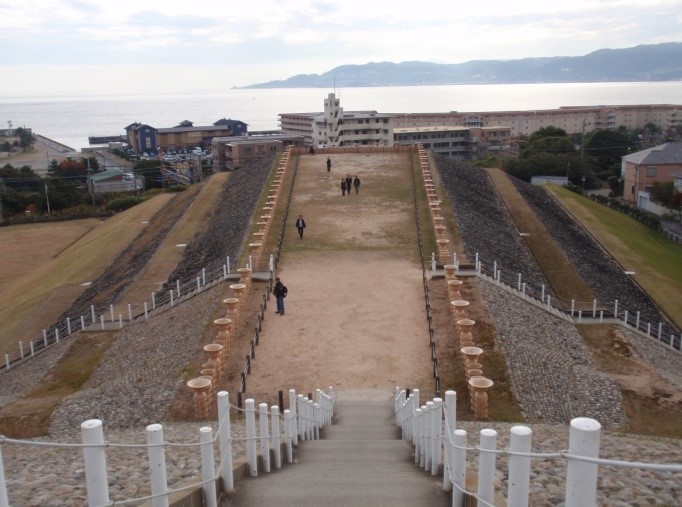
left=223, top=399, right=450, bottom=506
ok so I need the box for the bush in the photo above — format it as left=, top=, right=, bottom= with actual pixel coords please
left=166, top=185, right=188, bottom=193
left=106, top=196, right=144, bottom=212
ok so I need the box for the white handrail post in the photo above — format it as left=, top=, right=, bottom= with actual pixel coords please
left=423, top=402, right=432, bottom=471
left=55, top=328, right=59, bottom=343
left=517, top=273, right=521, bottom=291
left=443, top=391, right=456, bottom=492
left=307, top=399, right=315, bottom=440
left=227, top=256, right=231, bottom=274
left=297, top=394, right=305, bottom=441
left=411, top=389, right=420, bottom=446
left=19, top=341, right=23, bottom=359
left=452, top=429, right=467, bottom=507
left=541, top=284, right=545, bottom=303
left=4, top=354, right=9, bottom=370
left=81, top=419, right=110, bottom=507
left=570, top=299, right=575, bottom=316
left=0, top=440, right=9, bottom=507
left=284, top=409, right=294, bottom=463
left=30, top=341, right=34, bottom=357
left=508, top=426, right=532, bottom=507
left=152, top=291, right=156, bottom=310
left=217, top=391, right=234, bottom=491
left=431, top=252, right=436, bottom=272
left=91, top=304, right=96, bottom=323
left=613, top=299, right=618, bottom=318
left=144, top=302, right=149, bottom=320
left=170, top=290, right=174, bottom=307
left=624, top=309, right=629, bottom=326
left=118, top=314, right=123, bottom=328
left=199, top=426, right=217, bottom=507
left=477, top=429, right=497, bottom=507
left=146, top=424, right=169, bottom=507
left=245, top=399, right=258, bottom=477
left=272, top=406, right=282, bottom=469
left=592, top=299, right=597, bottom=317
left=100, top=315, right=104, bottom=330
left=288, top=389, right=298, bottom=446
left=67, top=317, right=72, bottom=335
left=176, top=279, right=180, bottom=297
left=313, top=402, right=320, bottom=440
left=80, top=315, right=85, bottom=330
left=636, top=311, right=640, bottom=329
left=259, top=403, right=271, bottom=473
left=110, top=304, right=114, bottom=322
left=223, top=264, right=227, bottom=279
left=127, top=303, right=132, bottom=321
left=414, top=408, right=423, bottom=465
left=197, top=277, right=201, bottom=293
left=431, top=397, right=442, bottom=476
left=202, top=268, right=206, bottom=285
left=565, top=418, right=601, bottom=507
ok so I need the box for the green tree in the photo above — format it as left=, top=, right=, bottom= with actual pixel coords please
left=134, top=159, right=163, bottom=188
left=14, top=127, right=34, bottom=150
left=583, top=129, right=635, bottom=178
left=650, top=182, right=675, bottom=206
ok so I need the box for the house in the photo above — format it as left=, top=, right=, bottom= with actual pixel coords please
left=88, top=169, right=144, bottom=193
left=125, top=123, right=157, bottom=155
left=621, top=142, right=682, bottom=206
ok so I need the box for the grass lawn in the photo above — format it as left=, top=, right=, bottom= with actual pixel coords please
left=547, top=185, right=682, bottom=329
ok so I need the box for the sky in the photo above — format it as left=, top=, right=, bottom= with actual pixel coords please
left=0, top=0, right=680, bottom=97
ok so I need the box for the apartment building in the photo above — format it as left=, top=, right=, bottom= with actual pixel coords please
left=621, top=141, right=682, bottom=205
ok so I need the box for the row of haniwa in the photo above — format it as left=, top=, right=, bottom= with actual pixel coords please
left=186, top=148, right=293, bottom=419
left=417, top=146, right=493, bottom=420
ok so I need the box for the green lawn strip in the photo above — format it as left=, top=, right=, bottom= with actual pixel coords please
left=548, top=185, right=682, bottom=328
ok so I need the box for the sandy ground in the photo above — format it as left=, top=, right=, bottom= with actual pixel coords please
left=244, top=153, right=434, bottom=402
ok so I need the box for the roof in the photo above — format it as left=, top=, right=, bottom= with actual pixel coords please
left=622, top=142, right=682, bottom=165
left=157, top=125, right=233, bottom=134
left=394, top=126, right=469, bottom=134
left=90, top=169, right=123, bottom=182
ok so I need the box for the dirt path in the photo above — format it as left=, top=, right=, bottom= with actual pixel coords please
left=245, top=153, right=434, bottom=401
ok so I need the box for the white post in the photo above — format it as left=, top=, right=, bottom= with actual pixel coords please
left=613, top=299, right=618, bottom=318
left=297, top=394, right=305, bottom=442
left=269, top=254, right=274, bottom=272
left=170, top=290, right=174, bottom=307
left=571, top=299, right=575, bottom=316
left=443, top=391, right=456, bottom=492
left=452, top=429, right=467, bottom=507
left=197, top=277, right=201, bottom=293
left=248, top=255, right=253, bottom=270
left=100, top=315, right=104, bottom=330
left=245, top=399, right=257, bottom=476
left=493, top=261, right=497, bottom=278
left=227, top=256, right=231, bottom=274
left=517, top=273, right=521, bottom=291
left=4, top=354, right=9, bottom=370
left=176, top=279, right=180, bottom=297
left=118, top=314, right=123, bottom=328
left=592, top=299, right=597, bottom=317
left=578, top=310, right=582, bottom=323
left=424, top=402, right=432, bottom=471
left=272, top=406, right=282, bottom=469
left=0, top=441, right=9, bottom=507
left=289, top=389, right=298, bottom=446
left=415, top=408, right=423, bottom=465
left=284, top=409, right=294, bottom=463
left=67, top=317, right=72, bottom=335
left=81, top=419, right=110, bottom=507
left=152, top=291, right=156, bottom=310
left=547, top=295, right=551, bottom=309
left=128, top=303, right=132, bottom=321
left=110, top=304, right=114, bottom=322
left=431, top=252, right=436, bottom=272
left=658, top=322, right=662, bottom=340
left=144, top=302, right=148, bottom=320
left=202, top=268, right=206, bottom=285
left=217, top=391, right=234, bottom=491
left=55, top=328, right=59, bottom=343
left=623, top=309, right=629, bottom=327
left=412, top=389, right=420, bottom=447
left=81, top=315, right=85, bottom=330
left=313, top=402, right=320, bottom=440
left=30, top=341, right=34, bottom=357
left=508, top=426, right=532, bottom=507
left=454, top=252, right=458, bottom=269
left=91, top=304, right=96, bottom=323
left=522, top=282, right=526, bottom=296
left=19, top=341, right=23, bottom=359
left=146, top=424, right=169, bottom=507
left=307, top=399, right=315, bottom=440
left=599, top=310, right=603, bottom=323
left=646, top=322, right=651, bottom=336
left=223, top=264, right=227, bottom=279
left=541, top=284, right=545, bottom=303
left=431, top=397, right=442, bottom=476
left=200, top=427, right=217, bottom=507
left=477, top=429, right=497, bottom=507
left=259, top=403, right=271, bottom=473
left=636, top=311, right=640, bottom=329
left=475, top=252, right=478, bottom=267
left=565, top=418, right=601, bottom=507
left=497, top=269, right=501, bottom=283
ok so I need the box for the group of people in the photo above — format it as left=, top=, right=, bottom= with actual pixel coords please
left=341, top=175, right=360, bottom=196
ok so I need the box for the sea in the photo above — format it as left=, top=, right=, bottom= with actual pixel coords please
left=1, top=82, right=681, bottom=151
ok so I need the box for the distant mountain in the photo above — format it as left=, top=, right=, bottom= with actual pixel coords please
left=241, top=43, right=682, bottom=88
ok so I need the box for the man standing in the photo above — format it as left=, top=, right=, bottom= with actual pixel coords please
left=353, top=175, right=361, bottom=194
left=326, top=157, right=332, bottom=172
left=345, top=175, right=352, bottom=196
left=295, top=214, right=306, bottom=239
left=273, top=277, right=288, bottom=315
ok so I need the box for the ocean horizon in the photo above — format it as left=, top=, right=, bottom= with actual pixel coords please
left=1, top=82, right=681, bottom=151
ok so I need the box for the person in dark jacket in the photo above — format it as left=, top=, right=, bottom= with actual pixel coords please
left=341, top=178, right=346, bottom=196
left=353, top=176, right=361, bottom=194
left=345, top=175, right=352, bottom=196
left=273, top=277, right=288, bottom=315
left=326, top=157, right=332, bottom=172
left=295, top=214, right=306, bottom=239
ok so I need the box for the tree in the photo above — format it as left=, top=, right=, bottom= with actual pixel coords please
left=650, top=182, right=675, bottom=206
left=14, top=127, right=34, bottom=150
left=48, top=159, right=89, bottom=183
left=134, top=159, right=163, bottom=188
left=583, top=129, right=635, bottom=179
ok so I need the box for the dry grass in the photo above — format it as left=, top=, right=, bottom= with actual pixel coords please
left=0, top=332, right=117, bottom=438
left=0, top=195, right=173, bottom=356
left=487, top=168, right=595, bottom=306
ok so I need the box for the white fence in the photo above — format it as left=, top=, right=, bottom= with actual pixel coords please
left=0, top=387, right=334, bottom=507
left=437, top=252, right=682, bottom=352
left=394, top=388, right=682, bottom=507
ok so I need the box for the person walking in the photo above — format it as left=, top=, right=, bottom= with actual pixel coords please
left=353, top=175, right=361, bottom=194
left=326, top=157, right=332, bottom=172
left=295, top=214, right=306, bottom=239
left=341, top=178, right=346, bottom=196
left=273, top=277, right=288, bottom=315
left=345, top=175, right=352, bottom=196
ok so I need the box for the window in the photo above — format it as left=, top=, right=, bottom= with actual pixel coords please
left=646, top=166, right=657, bottom=177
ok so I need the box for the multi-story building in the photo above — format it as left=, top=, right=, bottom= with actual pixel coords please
left=211, top=133, right=305, bottom=171
left=393, top=125, right=512, bottom=159
left=280, top=93, right=394, bottom=148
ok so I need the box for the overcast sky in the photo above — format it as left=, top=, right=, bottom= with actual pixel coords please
left=1, top=0, right=680, bottom=96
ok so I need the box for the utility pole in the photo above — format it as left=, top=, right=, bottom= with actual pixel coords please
left=44, top=184, right=51, bottom=216
left=87, top=157, right=96, bottom=207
